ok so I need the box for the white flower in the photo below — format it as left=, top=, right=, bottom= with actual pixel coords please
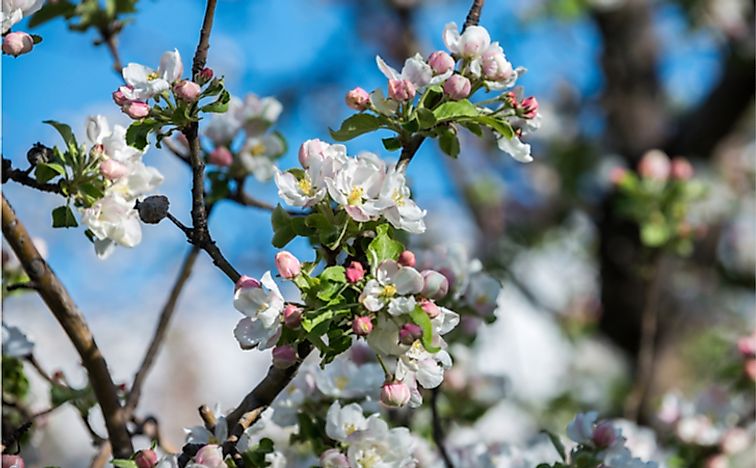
left=395, top=342, right=452, bottom=407
left=369, top=89, right=399, bottom=116
left=238, top=134, right=285, bottom=182
left=496, top=133, right=533, bottom=163
left=2, top=324, right=34, bottom=357
left=325, top=401, right=369, bottom=442
left=443, top=22, right=491, bottom=77
left=204, top=96, right=244, bottom=146
left=359, top=260, right=423, bottom=313
left=345, top=415, right=416, bottom=467
left=314, top=355, right=383, bottom=399
left=374, top=168, right=426, bottom=234
left=109, top=161, right=164, bottom=199
left=185, top=404, right=228, bottom=445
left=81, top=193, right=142, bottom=259
left=275, top=141, right=346, bottom=208
left=87, top=115, right=144, bottom=164
left=464, top=272, right=501, bottom=317
left=376, top=53, right=447, bottom=89
left=233, top=271, right=284, bottom=350
left=122, top=49, right=183, bottom=100
left=238, top=94, right=283, bottom=135
left=326, top=153, right=386, bottom=222
left=567, top=411, right=598, bottom=445
left=480, top=43, right=518, bottom=88
left=1, top=0, right=44, bottom=33
left=431, top=306, right=460, bottom=335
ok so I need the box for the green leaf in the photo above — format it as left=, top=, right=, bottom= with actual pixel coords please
left=416, top=108, right=437, bottom=129
left=2, top=357, right=30, bottom=400
left=329, top=114, right=384, bottom=141
left=640, top=220, right=669, bottom=247
left=125, top=119, right=158, bottom=151
left=302, top=311, right=333, bottom=333
left=382, top=137, right=402, bottom=151
left=43, top=120, right=78, bottom=153
left=51, top=205, right=78, bottom=228
left=30, top=34, right=43, bottom=45
left=409, top=306, right=440, bottom=353
left=28, top=1, right=77, bottom=28
left=201, top=89, right=231, bottom=113
left=473, top=115, right=514, bottom=139
left=432, top=100, right=479, bottom=121
left=541, top=430, right=567, bottom=462
left=111, top=460, right=138, bottom=468
left=34, top=162, right=65, bottom=184
left=271, top=205, right=297, bottom=248
left=438, top=128, right=460, bottom=158
left=366, top=224, right=404, bottom=269
left=320, top=266, right=346, bottom=283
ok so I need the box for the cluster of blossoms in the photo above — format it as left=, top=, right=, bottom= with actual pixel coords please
left=340, top=22, right=540, bottom=163
left=276, top=139, right=427, bottom=233
left=612, top=149, right=703, bottom=253
left=80, top=115, right=163, bottom=258
left=115, top=49, right=188, bottom=119
left=203, top=93, right=285, bottom=182
left=1, top=0, right=42, bottom=57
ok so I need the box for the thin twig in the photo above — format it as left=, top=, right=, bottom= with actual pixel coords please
left=431, top=387, right=454, bottom=468
left=1, top=194, right=133, bottom=457
left=124, top=247, right=201, bottom=419
left=463, top=0, right=485, bottom=31
left=5, top=281, right=39, bottom=292
left=397, top=135, right=425, bottom=172
left=2, top=159, right=62, bottom=194
left=624, top=256, right=666, bottom=421
left=99, top=27, right=124, bottom=79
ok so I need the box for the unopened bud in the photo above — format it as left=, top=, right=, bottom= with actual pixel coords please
left=671, top=157, right=694, bottom=181
left=421, top=270, right=449, bottom=300
left=100, top=159, right=130, bottom=180
left=638, top=149, right=671, bottom=182
left=346, top=87, right=370, bottom=111
left=2, top=32, right=33, bottom=57
left=112, top=87, right=130, bottom=106
left=174, top=80, right=201, bottom=102
left=520, top=96, right=539, bottom=119
left=346, top=261, right=365, bottom=283
left=135, top=449, right=158, bottom=468
left=420, top=299, right=441, bottom=319
left=388, top=79, right=415, bottom=102
left=352, top=316, right=373, bottom=336
left=428, top=51, right=455, bottom=75
left=209, top=146, right=233, bottom=167
left=399, top=323, right=422, bottom=345
left=198, top=67, right=214, bottom=84
left=283, top=304, right=303, bottom=328
left=320, top=449, right=350, bottom=468
left=398, top=250, right=416, bottom=267
left=380, top=380, right=411, bottom=407
left=592, top=421, right=617, bottom=448
left=136, top=195, right=170, bottom=224
left=235, top=275, right=261, bottom=290
left=443, top=75, right=471, bottom=100
left=272, top=345, right=298, bottom=369
left=122, top=100, right=150, bottom=119
left=298, top=138, right=328, bottom=168
left=26, top=142, right=52, bottom=167
left=275, top=251, right=301, bottom=279
left=1, top=454, right=25, bottom=468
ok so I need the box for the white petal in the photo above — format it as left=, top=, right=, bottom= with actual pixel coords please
left=375, top=55, right=400, bottom=81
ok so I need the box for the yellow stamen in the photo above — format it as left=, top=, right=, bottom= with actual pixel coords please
left=146, top=72, right=159, bottom=81
left=392, top=189, right=405, bottom=206
left=381, top=284, right=397, bottom=298
left=347, top=186, right=364, bottom=206
left=334, top=376, right=349, bottom=390
left=250, top=142, right=267, bottom=156
left=297, top=177, right=314, bottom=196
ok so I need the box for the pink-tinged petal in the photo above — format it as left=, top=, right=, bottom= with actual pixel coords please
left=375, top=55, right=400, bottom=81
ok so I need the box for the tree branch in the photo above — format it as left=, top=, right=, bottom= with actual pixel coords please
left=2, top=158, right=62, bottom=194
left=124, top=247, right=201, bottom=419
left=463, top=0, right=484, bottom=31
left=431, top=387, right=453, bottom=468
left=1, top=194, right=133, bottom=457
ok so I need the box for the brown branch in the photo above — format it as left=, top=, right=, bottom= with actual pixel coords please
left=1, top=194, right=133, bottom=457
left=2, top=159, right=62, bottom=194
left=463, top=0, right=484, bottom=31
left=431, top=387, right=453, bottom=468
left=99, top=26, right=124, bottom=79
left=397, top=135, right=426, bottom=172
left=124, top=247, right=201, bottom=419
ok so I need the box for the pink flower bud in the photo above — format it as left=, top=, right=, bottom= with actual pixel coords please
left=209, top=146, right=233, bottom=167
left=520, top=96, right=539, bottom=119
left=399, top=323, right=422, bottom=345
left=421, top=270, right=449, bottom=300
left=737, top=333, right=756, bottom=358
left=135, top=449, right=158, bottom=468
left=235, top=274, right=261, bottom=290
left=122, top=100, right=150, bottom=119
left=398, top=250, right=416, bottom=267
left=380, top=381, right=411, bottom=407
left=272, top=345, right=298, bottom=369
left=275, top=251, right=301, bottom=279
left=671, top=157, right=694, bottom=181
left=638, top=149, right=671, bottom=182
left=298, top=138, right=328, bottom=168
left=419, top=299, right=441, bottom=319
left=388, top=79, right=416, bottom=102
left=428, top=51, right=455, bottom=75
left=112, top=87, right=130, bottom=106
left=592, top=421, right=617, bottom=448
left=174, top=80, right=201, bottom=102
left=320, top=449, right=350, bottom=468
left=345, top=87, right=370, bottom=111
left=610, top=167, right=628, bottom=185
left=283, top=304, right=303, bottom=328
left=346, top=261, right=365, bottom=283
left=99, top=159, right=130, bottom=181
left=2, top=455, right=25, bottom=468
left=704, top=455, right=728, bottom=468
left=198, top=67, right=214, bottom=83
left=721, top=428, right=750, bottom=454
left=745, top=359, right=756, bottom=381
left=352, top=316, right=373, bottom=336
left=2, top=32, right=33, bottom=57
left=459, top=26, right=490, bottom=58
left=443, top=75, right=471, bottom=100
left=194, top=445, right=224, bottom=468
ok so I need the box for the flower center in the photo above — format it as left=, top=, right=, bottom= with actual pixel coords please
left=250, top=142, right=267, bottom=156
left=345, top=423, right=358, bottom=436
left=381, top=284, right=397, bottom=298
left=146, top=72, right=159, bottom=81
left=347, top=186, right=364, bottom=206
left=334, top=375, right=349, bottom=390
left=297, top=177, right=314, bottom=196
left=392, top=189, right=405, bottom=206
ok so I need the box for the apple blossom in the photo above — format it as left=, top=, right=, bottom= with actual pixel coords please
left=497, top=132, right=533, bottom=163
left=346, top=261, right=366, bottom=283
left=376, top=53, right=446, bottom=92
left=593, top=421, right=619, bottom=448
left=345, top=87, right=370, bottom=111
left=81, top=193, right=143, bottom=259
left=192, top=444, right=224, bottom=468
left=298, top=138, right=329, bottom=168
left=567, top=411, right=599, bottom=445
left=398, top=250, right=416, bottom=267
left=638, top=149, right=671, bottom=181
left=208, top=146, right=233, bottom=166
left=671, top=157, right=694, bottom=180
left=481, top=43, right=515, bottom=83
left=320, top=449, right=350, bottom=468
left=174, top=80, right=201, bottom=102
left=380, top=380, right=412, bottom=407
left=122, top=49, right=183, bottom=100
left=443, top=74, right=472, bottom=100
left=428, top=50, right=455, bottom=75
left=135, top=449, right=158, bottom=468
left=233, top=271, right=284, bottom=350
left=353, top=316, right=374, bottom=336
left=359, top=260, right=423, bottom=313
left=238, top=134, right=285, bottom=181
left=122, top=100, right=151, bottom=119
left=283, top=304, right=303, bottom=328
left=421, top=269, right=449, bottom=299
left=1, top=455, right=24, bottom=468
left=99, top=159, right=130, bottom=181
left=326, top=152, right=386, bottom=222
left=313, top=355, right=383, bottom=399
left=275, top=251, right=301, bottom=279
left=1, top=0, right=44, bottom=34
left=2, top=31, right=33, bottom=57
left=373, top=168, right=427, bottom=233
left=185, top=405, right=228, bottom=445
left=272, top=345, right=298, bottom=369
left=443, top=22, right=491, bottom=59
left=325, top=401, right=369, bottom=442
left=520, top=96, right=539, bottom=119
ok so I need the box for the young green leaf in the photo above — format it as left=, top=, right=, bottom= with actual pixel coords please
left=409, top=306, right=441, bottom=353
left=366, top=224, right=404, bottom=268
left=201, top=89, right=231, bottom=113
left=125, top=119, right=158, bottom=151
left=473, top=115, right=514, bottom=139
left=416, top=108, right=437, bottom=129
left=438, top=128, right=460, bottom=158
left=320, top=266, right=346, bottom=283
left=329, top=114, right=384, bottom=141
left=43, top=120, right=78, bottom=153
left=51, top=205, right=78, bottom=228
left=432, top=100, right=479, bottom=121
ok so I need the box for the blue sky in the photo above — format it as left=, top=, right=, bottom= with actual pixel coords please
left=2, top=0, right=722, bottom=314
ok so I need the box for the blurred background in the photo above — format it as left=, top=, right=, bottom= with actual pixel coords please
left=2, top=0, right=754, bottom=466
